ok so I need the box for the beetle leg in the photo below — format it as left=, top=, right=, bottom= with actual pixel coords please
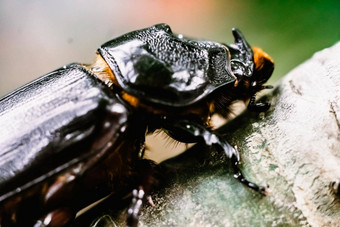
left=248, top=94, right=271, bottom=112
left=126, top=186, right=145, bottom=227
left=163, top=120, right=268, bottom=194
left=126, top=159, right=157, bottom=227
left=230, top=146, right=268, bottom=195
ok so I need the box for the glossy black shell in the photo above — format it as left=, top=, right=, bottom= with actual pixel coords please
left=0, top=63, right=129, bottom=201
left=99, top=23, right=242, bottom=107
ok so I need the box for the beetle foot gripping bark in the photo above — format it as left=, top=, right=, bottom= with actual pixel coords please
left=209, top=135, right=269, bottom=194
left=126, top=159, right=158, bottom=227
left=126, top=187, right=144, bottom=227
left=230, top=146, right=269, bottom=195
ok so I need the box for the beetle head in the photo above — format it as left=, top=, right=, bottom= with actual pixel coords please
left=229, top=29, right=274, bottom=92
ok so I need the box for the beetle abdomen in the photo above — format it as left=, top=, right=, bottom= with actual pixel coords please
left=0, top=63, right=127, bottom=200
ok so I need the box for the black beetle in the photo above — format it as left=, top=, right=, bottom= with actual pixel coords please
left=0, top=23, right=274, bottom=226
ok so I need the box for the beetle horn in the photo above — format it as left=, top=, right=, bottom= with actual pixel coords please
left=229, top=28, right=254, bottom=80
left=231, top=28, right=252, bottom=54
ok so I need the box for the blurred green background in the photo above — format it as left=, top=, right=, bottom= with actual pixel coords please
left=1, top=0, right=340, bottom=97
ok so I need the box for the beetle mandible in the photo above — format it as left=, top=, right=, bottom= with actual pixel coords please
left=0, top=23, right=274, bottom=226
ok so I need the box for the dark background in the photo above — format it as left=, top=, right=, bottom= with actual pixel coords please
left=1, top=0, right=340, bottom=97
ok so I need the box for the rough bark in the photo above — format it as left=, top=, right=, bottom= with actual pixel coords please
left=77, top=42, right=340, bottom=227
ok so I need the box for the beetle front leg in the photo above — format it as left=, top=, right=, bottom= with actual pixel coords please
left=229, top=146, right=268, bottom=194
left=163, top=120, right=268, bottom=194
left=248, top=94, right=271, bottom=112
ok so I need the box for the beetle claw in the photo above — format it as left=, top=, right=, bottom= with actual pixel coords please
left=230, top=149, right=269, bottom=195
left=259, top=184, right=270, bottom=196
left=147, top=195, right=155, bottom=206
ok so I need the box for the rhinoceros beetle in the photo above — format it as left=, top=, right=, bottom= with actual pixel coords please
left=0, top=23, right=274, bottom=226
